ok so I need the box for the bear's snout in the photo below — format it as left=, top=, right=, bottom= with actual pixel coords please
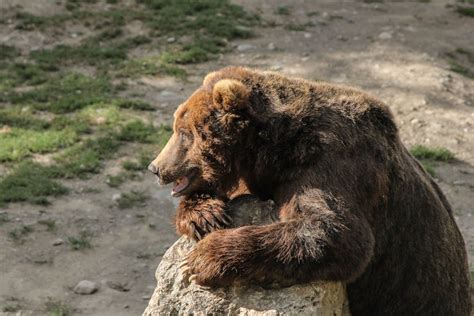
left=147, top=162, right=160, bottom=176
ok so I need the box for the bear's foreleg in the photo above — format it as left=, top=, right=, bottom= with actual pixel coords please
left=181, top=202, right=374, bottom=287
left=176, top=194, right=232, bottom=241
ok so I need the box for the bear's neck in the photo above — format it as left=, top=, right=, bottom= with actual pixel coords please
left=235, top=111, right=323, bottom=199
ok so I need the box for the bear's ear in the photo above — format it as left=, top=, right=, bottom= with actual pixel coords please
left=212, top=79, right=250, bottom=112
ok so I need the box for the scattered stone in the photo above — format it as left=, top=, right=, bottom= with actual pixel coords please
left=123, top=305, right=130, bottom=309
left=304, top=32, right=312, bottom=39
left=52, top=238, right=64, bottom=246
left=142, top=295, right=152, bottom=301
left=166, top=37, right=176, bottom=43
left=73, top=280, right=99, bottom=295
left=378, top=32, right=392, bottom=40
left=337, top=35, right=348, bottom=41
left=236, top=44, right=255, bottom=52
left=267, top=42, right=276, bottom=50
left=112, top=193, right=121, bottom=202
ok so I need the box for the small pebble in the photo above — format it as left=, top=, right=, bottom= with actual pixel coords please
left=237, top=44, right=255, bottom=52
left=52, top=238, right=64, bottom=246
left=73, top=280, right=99, bottom=295
left=378, top=32, right=392, bottom=40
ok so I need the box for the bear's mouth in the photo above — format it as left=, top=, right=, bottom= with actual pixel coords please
left=171, top=176, right=190, bottom=197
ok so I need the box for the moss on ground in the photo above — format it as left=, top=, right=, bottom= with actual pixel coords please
left=410, top=145, right=455, bottom=177
left=116, top=190, right=149, bottom=209
left=0, top=128, right=78, bottom=162
left=446, top=48, right=474, bottom=79
left=0, top=162, right=68, bottom=206
left=410, top=145, right=455, bottom=162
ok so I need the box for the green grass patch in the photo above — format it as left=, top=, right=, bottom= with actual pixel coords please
left=68, top=231, right=92, bottom=250
left=118, top=120, right=171, bottom=143
left=6, top=73, right=113, bottom=113
left=118, top=56, right=187, bottom=78
left=116, top=190, right=149, bottom=209
left=0, top=213, right=10, bottom=225
left=275, top=5, right=291, bottom=15
left=15, top=12, right=48, bottom=30
left=50, top=115, right=91, bottom=134
left=38, top=219, right=57, bottom=232
left=410, top=145, right=455, bottom=161
left=139, top=0, right=257, bottom=37
left=285, top=22, right=314, bottom=31
left=0, top=128, right=77, bottom=162
left=79, top=102, right=124, bottom=126
left=45, top=299, right=72, bottom=316
left=0, top=44, right=18, bottom=60
left=0, top=135, right=120, bottom=205
left=106, top=173, right=127, bottom=187
left=449, top=62, right=474, bottom=79
left=115, top=99, right=154, bottom=111
left=456, top=6, right=474, bottom=17
left=31, top=42, right=127, bottom=69
left=0, top=107, right=50, bottom=130
left=122, top=160, right=142, bottom=171
left=105, top=161, right=142, bottom=187
left=410, top=145, right=455, bottom=177
left=8, top=225, right=34, bottom=242
left=446, top=48, right=474, bottom=79
left=53, top=134, right=121, bottom=178
left=139, top=0, right=258, bottom=64
left=0, top=162, right=68, bottom=205
left=0, top=108, right=86, bottom=134
left=3, top=303, right=22, bottom=313
left=0, top=62, right=52, bottom=91
left=161, top=37, right=226, bottom=64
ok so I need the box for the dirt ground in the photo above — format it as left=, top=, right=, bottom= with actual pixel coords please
left=0, top=0, right=473, bottom=315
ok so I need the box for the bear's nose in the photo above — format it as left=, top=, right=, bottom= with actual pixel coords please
left=147, top=163, right=159, bottom=176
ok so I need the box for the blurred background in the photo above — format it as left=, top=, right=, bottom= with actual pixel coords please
left=0, top=0, right=473, bottom=314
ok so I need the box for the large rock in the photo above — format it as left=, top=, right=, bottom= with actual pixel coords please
left=143, top=195, right=350, bottom=316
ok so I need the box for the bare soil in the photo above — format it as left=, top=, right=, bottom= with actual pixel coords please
left=0, top=0, right=473, bottom=315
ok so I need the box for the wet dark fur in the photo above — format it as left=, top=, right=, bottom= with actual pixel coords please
left=163, top=67, right=471, bottom=315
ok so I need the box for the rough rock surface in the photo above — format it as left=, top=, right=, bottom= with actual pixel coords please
left=143, top=195, right=350, bottom=315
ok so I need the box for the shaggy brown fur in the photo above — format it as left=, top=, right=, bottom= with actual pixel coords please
left=148, top=66, right=471, bottom=315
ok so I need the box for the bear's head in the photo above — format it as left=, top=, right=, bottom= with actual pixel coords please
left=148, top=77, right=251, bottom=197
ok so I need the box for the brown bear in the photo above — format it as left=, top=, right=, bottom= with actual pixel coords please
left=148, top=66, right=471, bottom=315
